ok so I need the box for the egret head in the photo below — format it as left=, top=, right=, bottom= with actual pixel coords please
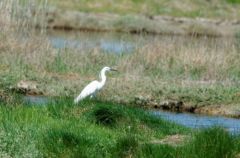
left=102, top=66, right=117, bottom=72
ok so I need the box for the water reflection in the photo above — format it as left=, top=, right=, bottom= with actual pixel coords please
left=47, top=30, right=143, bottom=54
left=46, top=30, right=236, bottom=55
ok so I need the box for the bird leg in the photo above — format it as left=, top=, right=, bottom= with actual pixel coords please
left=90, top=93, right=97, bottom=99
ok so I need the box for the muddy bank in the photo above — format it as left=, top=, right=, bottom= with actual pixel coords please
left=40, top=8, right=240, bottom=36
left=134, top=96, right=240, bottom=118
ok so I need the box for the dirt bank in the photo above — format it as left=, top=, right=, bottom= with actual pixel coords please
left=2, top=81, right=240, bottom=118
left=41, top=8, right=240, bottom=36
left=134, top=96, right=240, bottom=118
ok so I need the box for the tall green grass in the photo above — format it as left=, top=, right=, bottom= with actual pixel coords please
left=0, top=98, right=239, bottom=157
left=180, top=127, right=238, bottom=158
left=227, top=0, right=240, bottom=4
left=138, top=127, right=240, bottom=158
left=0, top=98, right=187, bottom=157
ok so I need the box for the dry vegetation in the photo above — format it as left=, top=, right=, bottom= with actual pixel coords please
left=43, top=36, right=240, bottom=105
left=0, top=0, right=240, bottom=108
left=46, top=0, right=240, bottom=19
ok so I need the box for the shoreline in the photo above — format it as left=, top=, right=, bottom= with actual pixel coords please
left=1, top=89, right=239, bottom=119
left=40, top=9, right=240, bottom=37
left=133, top=96, right=240, bottom=119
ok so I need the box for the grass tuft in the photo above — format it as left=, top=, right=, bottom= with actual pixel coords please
left=138, top=144, right=176, bottom=158
left=226, top=0, right=240, bottom=4
left=115, top=135, right=139, bottom=158
left=93, top=105, right=123, bottom=127
left=180, top=127, right=239, bottom=158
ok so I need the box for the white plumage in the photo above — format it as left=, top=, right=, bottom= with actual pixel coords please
left=74, top=66, right=117, bottom=104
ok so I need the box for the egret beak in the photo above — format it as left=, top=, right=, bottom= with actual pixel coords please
left=110, top=68, right=118, bottom=71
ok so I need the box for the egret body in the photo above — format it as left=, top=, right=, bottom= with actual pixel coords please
left=74, top=67, right=117, bottom=104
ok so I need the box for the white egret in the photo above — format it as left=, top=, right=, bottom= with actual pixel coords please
left=74, top=66, right=117, bottom=104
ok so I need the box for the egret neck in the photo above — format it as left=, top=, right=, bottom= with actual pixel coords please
left=99, top=68, right=107, bottom=89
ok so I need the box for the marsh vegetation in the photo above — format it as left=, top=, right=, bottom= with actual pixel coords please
left=0, top=0, right=240, bottom=113
left=0, top=0, right=240, bottom=157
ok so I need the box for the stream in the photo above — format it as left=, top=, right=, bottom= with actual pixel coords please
left=152, top=110, right=240, bottom=134
left=23, top=95, right=240, bottom=134
left=47, top=30, right=145, bottom=54
left=46, top=30, right=233, bottom=54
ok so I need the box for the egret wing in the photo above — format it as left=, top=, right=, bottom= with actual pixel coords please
left=74, top=80, right=99, bottom=103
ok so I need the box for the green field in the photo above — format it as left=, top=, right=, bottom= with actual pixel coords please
left=0, top=98, right=239, bottom=157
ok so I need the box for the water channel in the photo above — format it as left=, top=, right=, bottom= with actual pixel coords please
left=24, top=95, right=240, bottom=134
left=46, top=30, right=235, bottom=54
